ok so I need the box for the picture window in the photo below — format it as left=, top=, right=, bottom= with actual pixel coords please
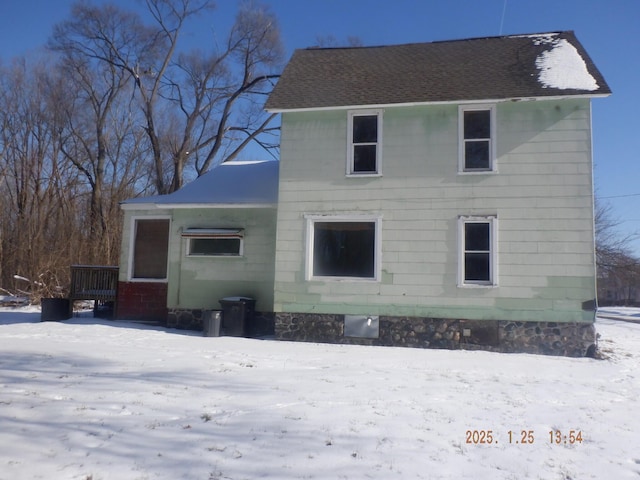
left=307, top=217, right=380, bottom=281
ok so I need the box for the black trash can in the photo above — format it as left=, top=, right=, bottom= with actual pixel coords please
left=203, top=310, right=222, bottom=337
left=41, top=298, right=71, bottom=322
left=219, top=297, right=255, bottom=337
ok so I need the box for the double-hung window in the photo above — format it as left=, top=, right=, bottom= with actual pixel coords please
left=459, top=105, right=496, bottom=172
left=458, top=216, right=497, bottom=286
left=348, top=110, right=382, bottom=175
left=182, top=228, right=243, bottom=257
left=306, top=216, right=381, bottom=281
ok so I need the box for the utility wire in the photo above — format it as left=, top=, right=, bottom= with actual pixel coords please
left=600, top=193, right=640, bottom=199
left=499, top=0, right=507, bottom=35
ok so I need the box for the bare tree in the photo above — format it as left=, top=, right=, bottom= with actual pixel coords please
left=52, top=0, right=283, bottom=194
left=49, top=7, right=149, bottom=263
left=595, top=198, right=638, bottom=273
left=137, top=0, right=284, bottom=192
left=186, top=1, right=283, bottom=177
left=0, top=57, right=84, bottom=298
left=0, top=1, right=284, bottom=298
left=595, top=197, right=640, bottom=305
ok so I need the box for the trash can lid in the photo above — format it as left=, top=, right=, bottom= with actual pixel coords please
left=221, top=296, right=254, bottom=302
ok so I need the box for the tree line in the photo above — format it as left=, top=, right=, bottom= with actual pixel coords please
left=0, top=0, right=283, bottom=300
left=0, top=1, right=637, bottom=305
left=595, top=200, right=640, bottom=305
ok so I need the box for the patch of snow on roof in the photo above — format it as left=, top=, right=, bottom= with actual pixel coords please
left=513, top=32, right=559, bottom=45
left=163, top=160, right=278, bottom=205
left=122, top=160, right=279, bottom=207
left=221, top=160, right=269, bottom=166
left=535, top=38, right=599, bottom=91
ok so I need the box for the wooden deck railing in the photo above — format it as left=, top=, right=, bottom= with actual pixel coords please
left=69, top=265, right=119, bottom=308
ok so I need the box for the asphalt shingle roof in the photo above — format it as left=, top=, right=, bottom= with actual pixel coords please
left=265, top=31, right=610, bottom=111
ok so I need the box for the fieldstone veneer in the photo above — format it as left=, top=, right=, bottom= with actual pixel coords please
left=275, top=313, right=597, bottom=357
left=167, top=308, right=208, bottom=330
left=168, top=308, right=275, bottom=337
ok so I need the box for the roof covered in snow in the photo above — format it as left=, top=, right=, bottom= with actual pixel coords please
left=265, top=31, right=611, bottom=112
left=122, top=160, right=279, bottom=209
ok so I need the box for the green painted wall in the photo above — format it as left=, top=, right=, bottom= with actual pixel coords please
left=273, top=99, right=597, bottom=323
left=120, top=207, right=277, bottom=312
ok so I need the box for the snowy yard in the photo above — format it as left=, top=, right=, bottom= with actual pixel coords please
left=0, top=306, right=639, bottom=479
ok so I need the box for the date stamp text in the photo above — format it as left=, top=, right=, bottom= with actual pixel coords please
left=465, top=429, right=584, bottom=445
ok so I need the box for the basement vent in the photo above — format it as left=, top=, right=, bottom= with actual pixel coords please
left=344, top=315, right=379, bottom=338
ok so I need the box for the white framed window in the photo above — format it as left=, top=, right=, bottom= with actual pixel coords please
left=458, top=105, right=496, bottom=173
left=306, top=215, right=382, bottom=281
left=458, top=215, right=498, bottom=287
left=347, top=110, right=383, bottom=176
left=181, top=228, right=243, bottom=257
left=129, top=216, right=171, bottom=281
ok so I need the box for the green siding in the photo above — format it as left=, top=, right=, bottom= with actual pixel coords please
left=121, top=207, right=277, bottom=312
left=274, top=99, right=596, bottom=323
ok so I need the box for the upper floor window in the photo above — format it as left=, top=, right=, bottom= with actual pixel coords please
left=348, top=110, right=382, bottom=176
left=459, top=105, right=496, bottom=173
left=458, top=215, right=498, bottom=287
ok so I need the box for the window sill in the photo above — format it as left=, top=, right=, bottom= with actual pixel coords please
left=186, top=255, right=243, bottom=258
left=458, top=169, right=498, bottom=175
left=128, top=277, right=168, bottom=283
left=457, top=282, right=498, bottom=289
left=308, top=276, right=379, bottom=283
left=346, top=172, right=382, bottom=178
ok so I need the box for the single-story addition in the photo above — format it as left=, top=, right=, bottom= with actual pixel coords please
left=117, top=31, right=611, bottom=357
left=117, top=160, right=278, bottom=335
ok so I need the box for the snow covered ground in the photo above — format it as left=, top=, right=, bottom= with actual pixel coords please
left=0, top=306, right=638, bottom=480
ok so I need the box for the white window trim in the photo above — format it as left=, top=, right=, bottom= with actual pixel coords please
left=347, top=109, right=383, bottom=177
left=128, top=215, right=171, bottom=282
left=181, top=228, right=244, bottom=257
left=457, top=215, right=498, bottom=288
left=458, top=104, right=497, bottom=174
left=305, top=214, right=382, bottom=282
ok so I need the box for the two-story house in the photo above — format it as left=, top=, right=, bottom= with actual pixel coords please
left=116, top=31, right=610, bottom=356
left=263, top=31, right=610, bottom=356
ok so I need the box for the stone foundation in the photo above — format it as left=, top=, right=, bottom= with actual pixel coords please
left=167, top=308, right=275, bottom=337
left=167, top=308, right=208, bottom=330
left=499, top=321, right=597, bottom=357
left=275, top=313, right=597, bottom=357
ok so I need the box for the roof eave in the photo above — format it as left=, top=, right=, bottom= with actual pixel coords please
left=121, top=202, right=277, bottom=211
left=163, top=203, right=277, bottom=209
left=266, top=93, right=611, bottom=113
left=120, top=202, right=159, bottom=211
